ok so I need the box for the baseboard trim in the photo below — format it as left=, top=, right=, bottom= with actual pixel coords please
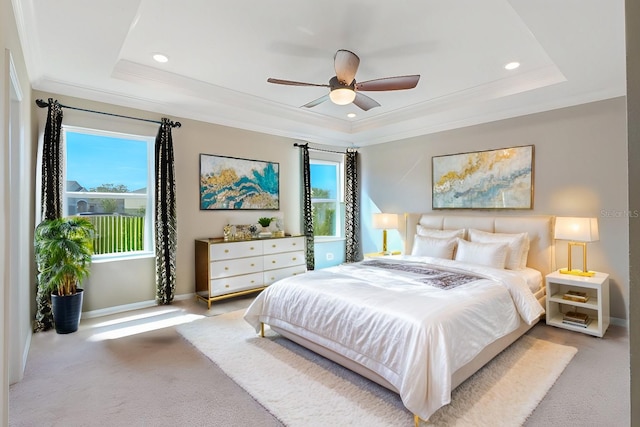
left=81, top=293, right=194, bottom=319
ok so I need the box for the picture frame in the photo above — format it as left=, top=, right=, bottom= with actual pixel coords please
left=200, top=154, right=280, bottom=210
left=432, top=145, right=534, bottom=209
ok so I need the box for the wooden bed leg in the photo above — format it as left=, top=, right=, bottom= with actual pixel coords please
left=260, top=322, right=265, bottom=337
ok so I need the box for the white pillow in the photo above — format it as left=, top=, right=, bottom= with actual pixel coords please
left=416, top=225, right=465, bottom=240
left=468, top=229, right=530, bottom=270
left=454, top=239, right=509, bottom=269
left=411, top=235, right=458, bottom=259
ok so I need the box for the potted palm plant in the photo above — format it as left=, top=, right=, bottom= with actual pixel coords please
left=34, top=216, right=95, bottom=334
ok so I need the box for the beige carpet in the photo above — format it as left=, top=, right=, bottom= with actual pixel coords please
left=177, top=310, right=578, bottom=427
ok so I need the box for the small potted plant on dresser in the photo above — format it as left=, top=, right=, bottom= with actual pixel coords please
left=34, top=216, right=95, bottom=334
left=258, top=217, right=274, bottom=238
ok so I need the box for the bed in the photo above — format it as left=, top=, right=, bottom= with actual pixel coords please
left=244, top=214, right=554, bottom=424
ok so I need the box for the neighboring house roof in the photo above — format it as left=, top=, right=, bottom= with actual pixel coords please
left=66, top=180, right=88, bottom=192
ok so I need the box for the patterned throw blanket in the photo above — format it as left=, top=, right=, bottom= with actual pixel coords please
left=360, top=259, right=480, bottom=290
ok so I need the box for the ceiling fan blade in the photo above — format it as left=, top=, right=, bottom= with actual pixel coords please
left=267, top=78, right=329, bottom=88
left=352, top=93, right=381, bottom=111
left=302, top=94, right=330, bottom=108
left=334, top=50, right=360, bottom=85
left=355, top=75, right=420, bottom=91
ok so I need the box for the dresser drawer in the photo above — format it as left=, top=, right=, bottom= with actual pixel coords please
left=210, top=272, right=264, bottom=297
left=263, top=236, right=305, bottom=255
left=264, top=265, right=307, bottom=285
left=210, top=240, right=263, bottom=260
left=210, top=256, right=263, bottom=279
left=264, top=250, right=305, bottom=271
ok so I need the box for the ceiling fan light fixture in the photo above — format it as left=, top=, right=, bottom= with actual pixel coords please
left=329, top=88, right=356, bottom=105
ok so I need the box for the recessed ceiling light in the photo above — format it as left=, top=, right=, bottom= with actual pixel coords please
left=153, top=53, right=169, bottom=63
left=347, top=113, right=356, bottom=118
left=504, top=62, right=520, bottom=70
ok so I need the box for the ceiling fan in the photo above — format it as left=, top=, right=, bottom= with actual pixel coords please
left=267, top=49, right=420, bottom=111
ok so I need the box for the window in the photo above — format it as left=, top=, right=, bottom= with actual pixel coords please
left=310, top=154, right=344, bottom=239
left=63, top=126, right=154, bottom=257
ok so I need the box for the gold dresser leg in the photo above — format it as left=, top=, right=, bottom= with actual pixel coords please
left=414, top=414, right=422, bottom=427
left=260, top=322, right=265, bottom=337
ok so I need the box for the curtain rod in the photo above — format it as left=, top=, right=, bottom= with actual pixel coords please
left=293, top=142, right=357, bottom=154
left=35, top=99, right=182, bottom=128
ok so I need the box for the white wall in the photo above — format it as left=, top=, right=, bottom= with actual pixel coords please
left=360, top=97, right=629, bottom=321
left=2, top=0, right=35, bottom=423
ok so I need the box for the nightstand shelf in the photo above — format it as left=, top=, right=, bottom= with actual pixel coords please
left=545, top=270, right=609, bottom=337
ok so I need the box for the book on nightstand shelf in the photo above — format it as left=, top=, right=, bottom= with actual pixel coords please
left=562, top=310, right=591, bottom=327
left=562, top=290, right=590, bottom=303
left=562, top=318, right=592, bottom=328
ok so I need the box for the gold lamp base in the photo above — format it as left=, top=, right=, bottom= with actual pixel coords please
left=560, top=241, right=595, bottom=277
left=559, top=268, right=596, bottom=277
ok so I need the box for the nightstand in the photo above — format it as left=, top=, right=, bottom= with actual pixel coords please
left=545, top=270, right=610, bottom=337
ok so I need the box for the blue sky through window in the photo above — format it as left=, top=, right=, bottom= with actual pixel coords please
left=310, top=163, right=337, bottom=198
left=66, top=132, right=148, bottom=192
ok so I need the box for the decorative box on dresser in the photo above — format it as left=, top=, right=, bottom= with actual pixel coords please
left=545, top=270, right=610, bottom=337
left=195, top=235, right=306, bottom=308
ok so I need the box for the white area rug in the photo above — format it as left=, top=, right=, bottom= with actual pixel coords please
left=177, top=310, right=577, bottom=427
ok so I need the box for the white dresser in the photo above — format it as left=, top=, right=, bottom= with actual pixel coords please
left=195, top=235, right=306, bottom=308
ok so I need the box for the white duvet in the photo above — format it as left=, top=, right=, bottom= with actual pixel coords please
left=244, top=255, right=545, bottom=420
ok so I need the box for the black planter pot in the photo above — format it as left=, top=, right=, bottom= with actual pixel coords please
left=51, top=289, right=84, bottom=334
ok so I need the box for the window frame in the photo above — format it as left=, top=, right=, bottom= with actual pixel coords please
left=310, top=151, right=345, bottom=241
left=62, top=125, right=155, bottom=260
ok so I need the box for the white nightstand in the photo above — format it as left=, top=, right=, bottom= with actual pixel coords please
left=545, top=270, right=610, bottom=337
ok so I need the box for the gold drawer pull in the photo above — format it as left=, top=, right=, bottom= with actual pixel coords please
left=272, top=260, right=276, bottom=264
left=224, top=267, right=229, bottom=270
left=293, top=243, right=297, bottom=246
left=224, top=249, right=229, bottom=253
left=270, top=277, right=275, bottom=281
left=251, top=263, right=255, bottom=267
left=292, top=257, right=297, bottom=261
left=272, top=244, right=276, bottom=248
left=250, top=246, right=255, bottom=250
left=225, top=284, right=230, bottom=288
left=251, top=280, right=255, bottom=283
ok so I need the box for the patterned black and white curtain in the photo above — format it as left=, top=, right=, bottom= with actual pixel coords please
left=300, top=144, right=315, bottom=270
left=34, top=98, right=64, bottom=332
left=344, top=148, right=361, bottom=262
left=155, top=118, right=178, bottom=304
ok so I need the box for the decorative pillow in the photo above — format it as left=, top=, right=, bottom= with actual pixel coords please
left=468, top=229, right=530, bottom=270
left=411, top=235, right=458, bottom=259
left=454, top=239, right=509, bottom=269
left=416, top=225, right=466, bottom=240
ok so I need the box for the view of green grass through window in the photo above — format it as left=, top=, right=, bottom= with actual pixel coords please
left=64, top=128, right=153, bottom=256
left=310, top=161, right=341, bottom=237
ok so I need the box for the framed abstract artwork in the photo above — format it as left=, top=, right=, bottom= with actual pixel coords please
left=200, top=154, right=279, bottom=210
left=432, top=145, right=534, bottom=209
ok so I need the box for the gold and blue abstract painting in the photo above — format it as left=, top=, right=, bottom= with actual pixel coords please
left=432, top=145, right=533, bottom=209
left=200, top=154, right=279, bottom=210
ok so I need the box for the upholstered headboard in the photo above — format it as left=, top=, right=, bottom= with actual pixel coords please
left=403, top=213, right=555, bottom=276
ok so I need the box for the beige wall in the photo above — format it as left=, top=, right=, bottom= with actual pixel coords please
left=30, top=93, right=630, bottom=323
left=32, top=91, right=303, bottom=312
left=360, top=97, right=629, bottom=321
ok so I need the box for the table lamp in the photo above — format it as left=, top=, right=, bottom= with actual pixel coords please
left=554, top=217, right=599, bottom=277
left=372, top=213, right=398, bottom=255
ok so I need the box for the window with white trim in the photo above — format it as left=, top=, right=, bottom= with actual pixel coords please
left=63, top=126, right=154, bottom=257
left=310, top=153, right=344, bottom=239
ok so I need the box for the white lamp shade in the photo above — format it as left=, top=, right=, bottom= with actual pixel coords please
left=373, top=213, right=398, bottom=230
left=554, top=217, right=599, bottom=242
left=329, top=88, right=356, bottom=105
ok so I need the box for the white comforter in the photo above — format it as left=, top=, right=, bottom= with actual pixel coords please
left=244, top=255, right=544, bottom=420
